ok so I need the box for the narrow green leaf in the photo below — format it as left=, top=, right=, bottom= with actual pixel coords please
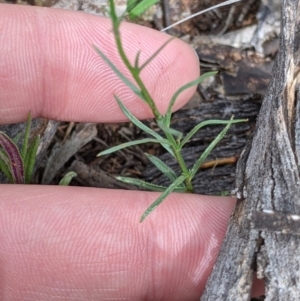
left=115, top=95, right=174, bottom=156
left=117, top=176, right=186, bottom=192
left=166, top=72, right=217, bottom=125
left=180, top=118, right=248, bottom=149
left=59, top=171, right=77, bottom=186
left=12, top=132, right=22, bottom=144
left=24, top=135, right=40, bottom=184
left=157, top=119, right=183, bottom=141
left=134, top=50, right=141, bottom=69
left=140, top=174, right=187, bottom=222
left=97, top=138, right=170, bottom=157
left=190, top=117, right=234, bottom=177
left=93, top=45, right=145, bottom=101
left=128, top=0, right=159, bottom=19
left=0, top=132, right=24, bottom=184
left=127, top=0, right=139, bottom=12
left=21, top=111, right=32, bottom=161
left=0, top=150, right=13, bottom=183
left=140, top=37, right=175, bottom=71
left=145, top=153, right=179, bottom=183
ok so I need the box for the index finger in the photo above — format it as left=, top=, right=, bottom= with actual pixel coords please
left=0, top=4, right=199, bottom=124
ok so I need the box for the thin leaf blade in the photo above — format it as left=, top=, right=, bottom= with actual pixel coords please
left=115, top=95, right=174, bottom=156
left=190, top=117, right=235, bottom=177
left=140, top=37, right=175, bottom=71
left=24, top=135, right=40, bottom=184
left=0, top=150, right=14, bottom=183
left=21, top=111, right=32, bottom=161
left=157, top=119, right=183, bottom=141
left=134, top=50, right=141, bottom=69
left=140, top=174, right=187, bottom=222
left=145, top=153, right=179, bottom=183
left=59, top=171, right=77, bottom=186
left=180, top=118, right=248, bottom=149
left=97, top=138, right=170, bottom=157
left=166, top=72, right=217, bottom=124
left=0, top=132, right=24, bottom=184
left=127, top=0, right=139, bottom=12
left=128, top=0, right=159, bottom=19
left=93, top=45, right=145, bottom=101
left=117, top=176, right=185, bottom=192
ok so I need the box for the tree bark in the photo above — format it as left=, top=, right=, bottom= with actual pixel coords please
left=201, top=0, right=300, bottom=300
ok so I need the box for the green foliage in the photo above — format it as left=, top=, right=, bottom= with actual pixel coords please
left=59, top=171, right=77, bottom=186
left=95, top=0, right=247, bottom=221
left=127, top=0, right=159, bottom=20
left=0, top=112, right=76, bottom=186
left=0, top=112, right=38, bottom=184
left=0, top=112, right=77, bottom=186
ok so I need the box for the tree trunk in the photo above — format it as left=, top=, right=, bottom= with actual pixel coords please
left=201, top=0, right=300, bottom=300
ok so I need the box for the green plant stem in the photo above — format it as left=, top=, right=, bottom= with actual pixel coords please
left=112, top=14, right=193, bottom=190
left=110, top=1, right=161, bottom=119
left=173, top=147, right=193, bottom=192
left=162, top=129, right=193, bottom=191
left=110, top=5, right=192, bottom=189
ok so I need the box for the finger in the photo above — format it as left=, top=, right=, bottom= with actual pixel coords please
left=0, top=185, right=235, bottom=301
left=0, top=4, right=199, bottom=124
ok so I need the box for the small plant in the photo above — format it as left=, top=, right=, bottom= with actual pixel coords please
left=95, top=0, right=247, bottom=221
left=0, top=111, right=77, bottom=185
left=0, top=112, right=40, bottom=184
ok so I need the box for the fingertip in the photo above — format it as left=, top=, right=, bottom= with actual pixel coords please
left=0, top=4, right=200, bottom=124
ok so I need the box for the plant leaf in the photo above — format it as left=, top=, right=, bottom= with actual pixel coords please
left=59, top=171, right=77, bottom=186
left=145, top=153, right=181, bottom=183
left=0, top=149, right=13, bottom=183
left=115, top=95, right=174, bottom=156
left=21, top=111, right=32, bottom=161
left=127, top=0, right=159, bottom=20
left=97, top=138, right=170, bottom=156
left=140, top=174, right=187, bottom=222
left=93, top=45, right=145, bottom=101
left=127, top=0, right=139, bottom=12
left=24, top=135, right=40, bottom=184
left=134, top=50, right=141, bottom=69
left=190, top=117, right=235, bottom=177
left=117, top=176, right=186, bottom=192
left=166, top=72, right=217, bottom=125
left=139, top=37, right=175, bottom=71
left=12, top=132, right=22, bottom=144
left=180, top=118, right=248, bottom=149
left=0, top=131, right=24, bottom=184
left=157, top=118, right=183, bottom=141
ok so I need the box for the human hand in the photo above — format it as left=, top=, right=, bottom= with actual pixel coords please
left=0, top=4, right=259, bottom=300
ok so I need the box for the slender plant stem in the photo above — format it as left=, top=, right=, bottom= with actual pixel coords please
left=109, top=0, right=195, bottom=192
left=163, top=130, right=193, bottom=191
left=173, top=147, right=193, bottom=192
left=110, top=4, right=161, bottom=119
